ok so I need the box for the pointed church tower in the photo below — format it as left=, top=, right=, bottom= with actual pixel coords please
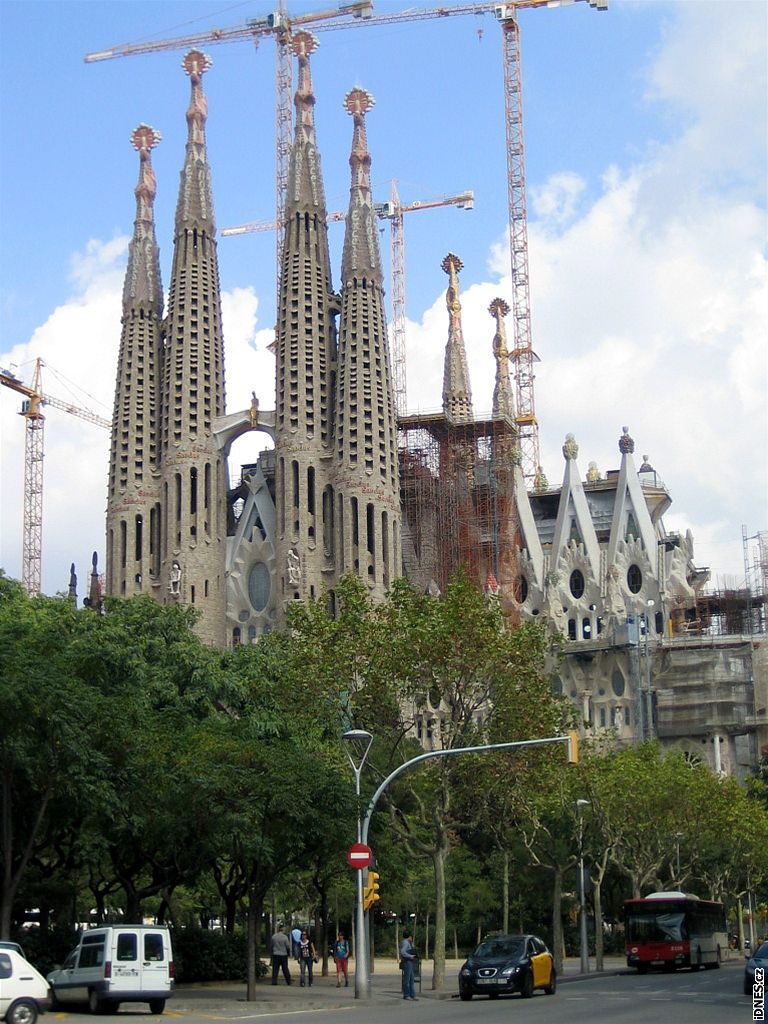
left=106, top=124, right=164, bottom=600
left=489, top=298, right=515, bottom=425
left=159, top=51, right=226, bottom=645
left=441, top=253, right=473, bottom=424
left=333, top=88, right=400, bottom=598
left=274, top=32, right=339, bottom=611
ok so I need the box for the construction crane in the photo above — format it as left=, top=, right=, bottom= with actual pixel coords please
left=221, top=181, right=475, bottom=416
left=0, top=358, right=110, bottom=596
left=84, top=0, right=606, bottom=483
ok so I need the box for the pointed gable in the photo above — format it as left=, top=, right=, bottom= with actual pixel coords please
left=607, top=427, right=658, bottom=574
left=550, top=434, right=601, bottom=574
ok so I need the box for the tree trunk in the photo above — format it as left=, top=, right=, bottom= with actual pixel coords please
left=594, top=879, right=604, bottom=971
left=431, top=843, right=448, bottom=991
left=245, top=887, right=263, bottom=1001
left=502, top=848, right=510, bottom=934
left=319, top=889, right=329, bottom=976
left=551, top=867, right=565, bottom=975
left=425, top=912, right=430, bottom=961
left=453, top=926, right=458, bottom=960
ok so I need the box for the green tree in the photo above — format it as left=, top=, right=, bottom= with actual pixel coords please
left=0, top=576, right=113, bottom=937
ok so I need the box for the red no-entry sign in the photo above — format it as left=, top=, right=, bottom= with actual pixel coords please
left=346, top=842, right=373, bottom=869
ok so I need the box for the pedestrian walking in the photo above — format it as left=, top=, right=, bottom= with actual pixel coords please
left=332, top=931, right=350, bottom=987
left=270, top=927, right=292, bottom=985
left=296, top=930, right=317, bottom=987
left=399, top=931, right=418, bottom=1001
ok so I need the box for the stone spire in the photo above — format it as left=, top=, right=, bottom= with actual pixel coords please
left=123, top=124, right=163, bottom=309
left=158, top=49, right=227, bottom=646
left=341, top=88, right=383, bottom=283
left=441, top=253, right=473, bottom=424
left=273, top=33, right=339, bottom=615
left=489, top=297, right=515, bottom=424
left=175, top=50, right=215, bottom=233
left=106, top=125, right=164, bottom=603
left=287, top=31, right=327, bottom=212
left=334, top=88, right=400, bottom=600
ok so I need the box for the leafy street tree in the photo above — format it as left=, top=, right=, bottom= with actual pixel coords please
left=0, top=575, right=112, bottom=937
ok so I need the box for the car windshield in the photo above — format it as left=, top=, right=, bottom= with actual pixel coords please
left=473, top=938, right=524, bottom=960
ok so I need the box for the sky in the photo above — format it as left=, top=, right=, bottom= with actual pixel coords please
left=0, top=0, right=766, bottom=598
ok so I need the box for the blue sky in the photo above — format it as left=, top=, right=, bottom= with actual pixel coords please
left=1, top=0, right=766, bottom=597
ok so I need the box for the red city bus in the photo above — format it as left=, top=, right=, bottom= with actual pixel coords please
left=624, top=891, right=728, bottom=973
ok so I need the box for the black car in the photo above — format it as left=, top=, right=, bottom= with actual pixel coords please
left=744, top=940, right=768, bottom=996
left=458, top=933, right=556, bottom=1000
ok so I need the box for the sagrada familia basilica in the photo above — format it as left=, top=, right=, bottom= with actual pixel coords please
left=103, top=37, right=766, bottom=778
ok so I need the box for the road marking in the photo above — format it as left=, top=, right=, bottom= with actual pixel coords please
left=166, top=1010, right=354, bottom=1020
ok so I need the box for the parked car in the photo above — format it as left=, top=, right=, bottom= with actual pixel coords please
left=47, top=926, right=174, bottom=1015
left=458, top=933, right=556, bottom=1000
left=0, top=948, right=51, bottom=1024
left=744, top=940, right=768, bottom=996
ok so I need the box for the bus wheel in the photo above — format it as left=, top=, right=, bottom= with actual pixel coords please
left=690, top=948, right=702, bottom=972
left=704, top=947, right=721, bottom=970
left=637, top=965, right=648, bottom=975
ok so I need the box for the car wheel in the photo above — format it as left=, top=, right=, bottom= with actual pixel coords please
left=690, top=948, right=702, bottom=972
left=88, top=990, right=105, bottom=1014
left=488, top=992, right=499, bottom=999
left=7, top=1000, right=38, bottom=1024
left=459, top=989, right=473, bottom=1002
left=520, top=971, right=534, bottom=998
left=704, top=947, right=721, bottom=970
left=637, top=964, right=648, bottom=974
left=544, top=967, right=557, bottom=995
left=149, top=999, right=166, bottom=1015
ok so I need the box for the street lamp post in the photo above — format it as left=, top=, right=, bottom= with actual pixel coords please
left=576, top=798, right=590, bottom=974
left=342, top=729, right=373, bottom=1001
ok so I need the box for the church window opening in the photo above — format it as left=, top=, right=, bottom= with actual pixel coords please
left=366, top=503, right=375, bottom=580
left=627, top=564, right=642, bottom=593
left=135, top=515, right=143, bottom=561
left=612, top=669, right=626, bottom=697
left=190, top=467, right=198, bottom=514
left=515, top=576, right=528, bottom=603
left=569, top=569, right=585, bottom=598
left=120, top=520, right=127, bottom=569
left=655, top=610, right=664, bottom=634
left=582, top=617, right=591, bottom=638
left=599, top=707, right=606, bottom=728
left=248, top=562, right=271, bottom=613
left=568, top=618, right=577, bottom=640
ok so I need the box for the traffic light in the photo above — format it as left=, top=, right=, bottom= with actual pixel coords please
left=363, top=871, right=380, bottom=912
left=567, top=730, right=579, bottom=764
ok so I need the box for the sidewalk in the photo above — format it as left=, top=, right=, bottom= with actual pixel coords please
left=168, top=956, right=629, bottom=1014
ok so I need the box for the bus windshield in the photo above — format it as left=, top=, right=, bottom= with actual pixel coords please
left=626, top=912, right=687, bottom=943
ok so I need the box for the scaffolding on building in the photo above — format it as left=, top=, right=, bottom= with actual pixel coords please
left=398, top=411, right=520, bottom=619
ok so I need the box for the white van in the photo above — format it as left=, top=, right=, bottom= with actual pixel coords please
left=47, top=926, right=174, bottom=1014
left=0, top=948, right=51, bottom=1024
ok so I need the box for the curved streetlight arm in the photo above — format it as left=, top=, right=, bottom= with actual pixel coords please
left=361, top=734, right=568, bottom=846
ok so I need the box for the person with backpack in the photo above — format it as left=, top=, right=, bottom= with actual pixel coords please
left=333, top=931, right=350, bottom=987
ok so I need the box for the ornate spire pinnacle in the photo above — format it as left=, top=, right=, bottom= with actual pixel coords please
left=287, top=32, right=326, bottom=211
left=619, top=425, right=635, bottom=454
left=175, top=50, right=215, bottom=233
left=489, top=297, right=515, bottom=424
left=341, top=87, right=382, bottom=282
left=123, top=124, right=163, bottom=308
left=441, top=253, right=473, bottom=423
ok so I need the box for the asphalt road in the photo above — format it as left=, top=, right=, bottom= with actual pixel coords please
left=49, top=960, right=754, bottom=1024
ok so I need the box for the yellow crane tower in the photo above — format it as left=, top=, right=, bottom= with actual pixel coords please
left=0, top=358, right=110, bottom=596
left=221, top=181, right=475, bottom=417
left=85, top=0, right=607, bottom=483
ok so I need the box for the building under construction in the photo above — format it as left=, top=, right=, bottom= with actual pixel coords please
left=38, top=7, right=753, bottom=779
